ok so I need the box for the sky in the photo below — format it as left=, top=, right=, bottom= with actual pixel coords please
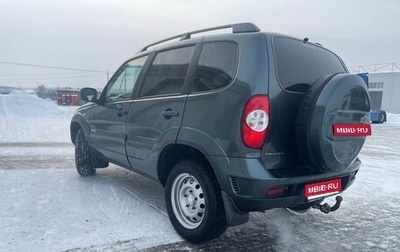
left=1, top=0, right=400, bottom=89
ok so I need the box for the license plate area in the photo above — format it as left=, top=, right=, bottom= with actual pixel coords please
left=305, top=178, right=342, bottom=200
left=333, top=124, right=371, bottom=136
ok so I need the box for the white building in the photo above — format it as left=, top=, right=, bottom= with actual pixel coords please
left=349, top=63, right=400, bottom=114
left=369, top=72, right=400, bottom=113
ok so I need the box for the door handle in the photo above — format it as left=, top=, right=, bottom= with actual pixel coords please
left=161, top=109, right=179, bottom=119
left=116, top=110, right=128, bottom=117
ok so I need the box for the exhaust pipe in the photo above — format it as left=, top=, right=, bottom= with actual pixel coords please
left=313, top=196, right=343, bottom=214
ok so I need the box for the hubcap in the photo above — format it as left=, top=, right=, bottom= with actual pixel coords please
left=171, top=173, right=205, bottom=229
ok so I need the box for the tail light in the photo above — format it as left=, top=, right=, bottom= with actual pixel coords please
left=241, top=95, right=270, bottom=149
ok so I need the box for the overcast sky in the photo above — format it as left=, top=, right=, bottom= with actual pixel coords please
left=1, top=0, right=400, bottom=89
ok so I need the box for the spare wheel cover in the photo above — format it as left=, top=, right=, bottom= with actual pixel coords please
left=296, top=73, right=371, bottom=172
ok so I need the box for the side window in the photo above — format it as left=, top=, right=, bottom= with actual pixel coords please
left=105, top=56, right=148, bottom=102
left=139, top=46, right=194, bottom=97
left=191, top=42, right=238, bottom=92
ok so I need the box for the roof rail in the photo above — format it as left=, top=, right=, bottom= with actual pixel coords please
left=139, top=22, right=260, bottom=52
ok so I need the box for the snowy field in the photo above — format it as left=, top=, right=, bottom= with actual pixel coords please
left=1, top=91, right=400, bottom=251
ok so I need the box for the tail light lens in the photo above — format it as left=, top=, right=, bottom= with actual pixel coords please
left=241, top=95, right=270, bottom=149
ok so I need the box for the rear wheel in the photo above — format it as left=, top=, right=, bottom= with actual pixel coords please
left=75, top=129, right=96, bottom=176
left=165, top=160, right=227, bottom=243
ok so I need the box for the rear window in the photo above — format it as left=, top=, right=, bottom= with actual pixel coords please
left=273, top=37, right=346, bottom=92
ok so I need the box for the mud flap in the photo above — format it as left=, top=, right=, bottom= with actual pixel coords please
left=221, top=191, right=249, bottom=226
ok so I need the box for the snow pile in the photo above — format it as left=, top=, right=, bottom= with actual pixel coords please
left=0, top=90, right=68, bottom=118
left=0, top=91, right=75, bottom=143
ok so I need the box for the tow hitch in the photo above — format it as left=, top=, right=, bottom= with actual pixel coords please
left=313, top=196, right=343, bottom=214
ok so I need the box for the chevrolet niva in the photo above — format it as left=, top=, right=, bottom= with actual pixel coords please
left=70, top=23, right=371, bottom=243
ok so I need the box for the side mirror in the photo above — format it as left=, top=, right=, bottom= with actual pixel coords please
left=80, top=87, right=98, bottom=102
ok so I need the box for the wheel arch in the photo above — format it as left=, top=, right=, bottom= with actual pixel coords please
left=70, top=114, right=89, bottom=145
left=157, top=144, right=218, bottom=188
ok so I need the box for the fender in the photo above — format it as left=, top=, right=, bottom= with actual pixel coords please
left=70, top=111, right=90, bottom=145
left=176, top=127, right=230, bottom=189
left=70, top=102, right=97, bottom=145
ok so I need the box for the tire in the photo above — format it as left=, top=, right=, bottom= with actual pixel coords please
left=165, top=160, right=227, bottom=243
left=296, top=73, right=370, bottom=172
left=378, top=112, right=385, bottom=124
left=75, top=129, right=96, bottom=176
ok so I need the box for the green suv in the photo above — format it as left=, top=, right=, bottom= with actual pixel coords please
left=70, top=23, right=371, bottom=242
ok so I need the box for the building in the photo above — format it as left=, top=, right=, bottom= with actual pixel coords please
left=349, top=63, right=400, bottom=114
left=369, top=72, right=400, bottom=113
left=56, top=88, right=81, bottom=106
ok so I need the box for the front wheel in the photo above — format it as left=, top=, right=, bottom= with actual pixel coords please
left=75, top=129, right=96, bottom=176
left=165, top=160, right=227, bottom=243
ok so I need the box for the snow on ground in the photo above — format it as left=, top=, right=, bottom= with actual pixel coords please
left=0, top=92, right=182, bottom=251
left=0, top=91, right=75, bottom=160
left=387, top=112, right=400, bottom=123
left=1, top=92, right=400, bottom=251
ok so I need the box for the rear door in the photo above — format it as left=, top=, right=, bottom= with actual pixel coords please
left=88, top=56, right=148, bottom=166
left=262, top=36, right=348, bottom=171
left=126, top=45, right=196, bottom=177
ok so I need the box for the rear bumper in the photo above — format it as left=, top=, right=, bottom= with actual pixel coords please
left=232, top=170, right=357, bottom=212
left=210, top=155, right=360, bottom=213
